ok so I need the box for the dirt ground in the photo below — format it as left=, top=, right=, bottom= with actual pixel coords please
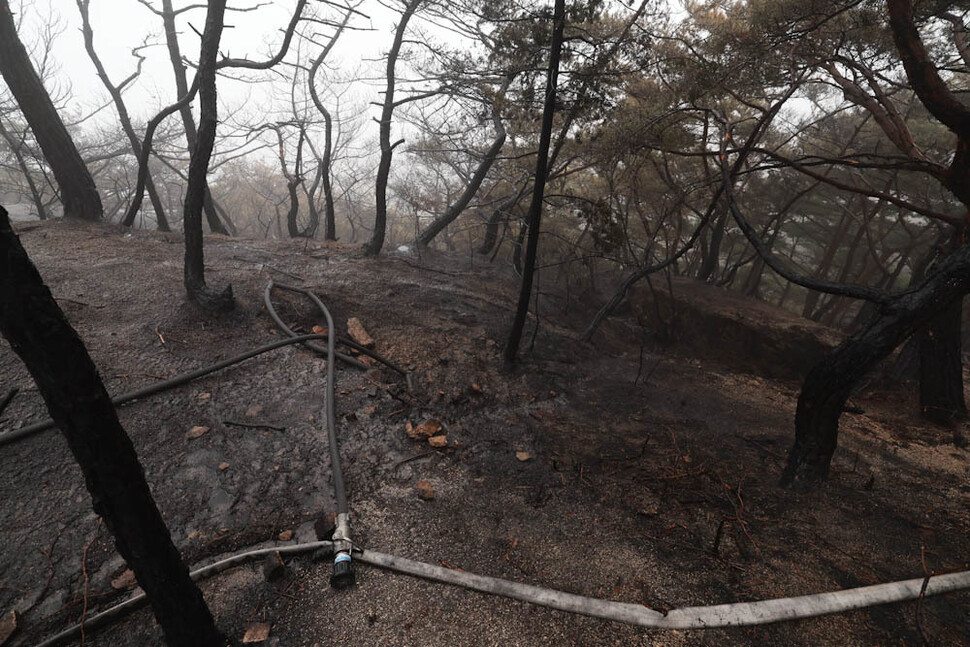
left=0, top=218, right=968, bottom=646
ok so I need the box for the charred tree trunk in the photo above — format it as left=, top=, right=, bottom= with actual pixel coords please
left=888, top=239, right=943, bottom=379
left=321, top=112, right=337, bottom=240
left=782, top=243, right=970, bottom=488
left=478, top=206, right=506, bottom=256
left=416, top=132, right=507, bottom=246
left=0, top=119, right=48, bottom=220
left=272, top=124, right=305, bottom=238
left=0, top=0, right=102, bottom=221
left=512, top=220, right=527, bottom=276
left=743, top=220, right=783, bottom=298
left=478, top=186, right=527, bottom=256
left=0, top=206, right=224, bottom=645
left=416, top=78, right=510, bottom=247
left=77, top=0, right=170, bottom=232
left=182, top=0, right=234, bottom=311
left=304, top=163, right=322, bottom=239
left=366, top=0, right=423, bottom=256
left=914, top=224, right=969, bottom=424
left=504, top=0, right=566, bottom=366
left=696, top=204, right=728, bottom=282
left=887, top=0, right=970, bottom=432
left=285, top=178, right=302, bottom=238
left=158, top=0, right=229, bottom=236
left=306, top=6, right=354, bottom=242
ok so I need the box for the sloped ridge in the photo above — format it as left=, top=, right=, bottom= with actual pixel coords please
left=627, top=276, right=843, bottom=380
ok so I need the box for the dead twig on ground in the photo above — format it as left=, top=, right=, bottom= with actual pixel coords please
left=711, top=473, right=760, bottom=559
left=915, top=544, right=935, bottom=645
left=223, top=420, right=287, bottom=432
left=392, top=450, right=439, bottom=470
left=77, top=520, right=103, bottom=647
left=27, top=522, right=69, bottom=613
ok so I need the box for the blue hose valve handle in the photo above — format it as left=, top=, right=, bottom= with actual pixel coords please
left=331, top=551, right=356, bottom=589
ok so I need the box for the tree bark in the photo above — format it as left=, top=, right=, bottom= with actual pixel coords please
left=0, top=0, right=102, bottom=221
left=321, top=111, right=337, bottom=240
left=0, top=206, right=224, bottom=645
left=183, top=0, right=234, bottom=311
left=504, top=0, right=566, bottom=365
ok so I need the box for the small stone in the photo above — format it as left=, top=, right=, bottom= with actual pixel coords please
left=262, top=552, right=286, bottom=582
left=278, top=529, right=294, bottom=541
left=416, top=480, right=435, bottom=501
left=0, top=610, right=19, bottom=645
left=515, top=451, right=533, bottom=462
left=428, top=435, right=448, bottom=448
left=408, top=419, right=442, bottom=440
left=219, top=462, right=230, bottom=471
left=110, top=569, right=137, bottom=590
left=245, top=405, right=264, bottom=418
left=186, top=425, right=209, bottom=439
left=242, top=622, right=271, bottom=643
left=347, top=317, right=375, bottom=347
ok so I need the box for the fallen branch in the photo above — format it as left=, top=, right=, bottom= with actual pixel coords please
left=222, top=420, right=286, bottom=432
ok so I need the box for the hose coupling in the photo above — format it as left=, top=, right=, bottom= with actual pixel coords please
left=331, top=550, right=356, bottom=589
left=330, top=513, right=356, bottom=589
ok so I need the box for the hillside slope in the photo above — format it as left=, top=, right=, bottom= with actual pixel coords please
left=0, top=219, right=967, bottom=646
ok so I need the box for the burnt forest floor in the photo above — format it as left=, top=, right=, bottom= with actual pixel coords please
left=1, top=218, right=968, bottom=646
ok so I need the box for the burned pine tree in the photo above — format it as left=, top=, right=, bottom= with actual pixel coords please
left=781, top=0, right=970, bottom=486
left=181, top=0, right=235, bottom=311
left=0, top=206, right=225, bottom=645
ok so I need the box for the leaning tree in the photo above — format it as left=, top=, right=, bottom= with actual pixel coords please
left=0, top=0, right=102, bottom=221
left=0, top=0, right=226, bottom=638
left=781, top=0, right=970, bottom=486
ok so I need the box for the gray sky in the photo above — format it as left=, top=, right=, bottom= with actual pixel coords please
left=15, top=0, right=407, bottom=136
